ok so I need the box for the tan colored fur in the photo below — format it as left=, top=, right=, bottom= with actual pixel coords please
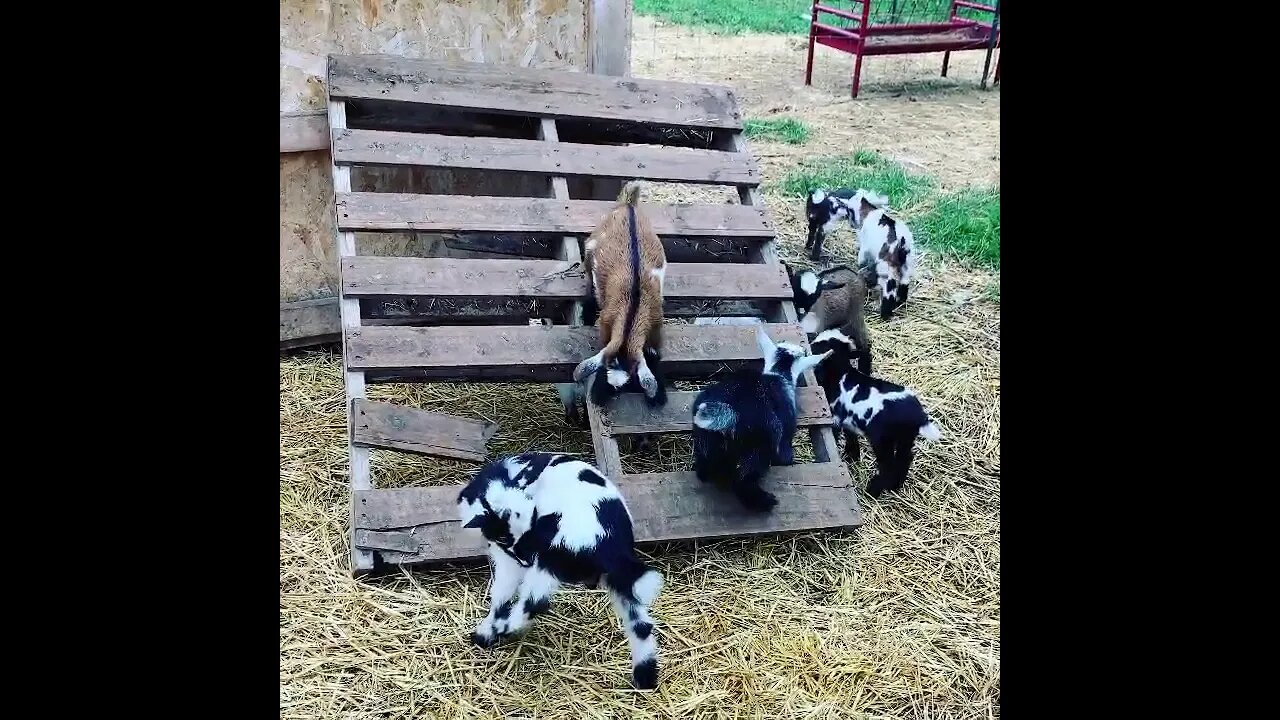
left=810, top=266, right=872, bottom=354
left=584, top=181, right=667, bottom=378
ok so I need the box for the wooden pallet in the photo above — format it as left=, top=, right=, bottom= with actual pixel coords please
left=326, top=54, right=863, bottom=573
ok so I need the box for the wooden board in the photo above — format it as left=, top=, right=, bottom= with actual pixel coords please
left=280, top=297, right=340, bottom=347
left=281, top=111, right=329, bottom=153
left=336, top=193, right=773, bottom=237
left=341, top=256, right=793, bottom=301
left=352, top=462, right=859, bottom=564
left=345, top=323, right=807, bottom=381
left=332, top=129, right=759, bottom=186
left=605, top=386, right=832, bottom=435
left=328, top=54, right=742, bottom=129
left=351, top=399, right=497, bottom=461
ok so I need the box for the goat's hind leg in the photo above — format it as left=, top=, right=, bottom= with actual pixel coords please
left=604, top=559, right=663, bottom=690
left=733, top=445, right=778, bottom=512
left=490, top=562, right=563, bottom=641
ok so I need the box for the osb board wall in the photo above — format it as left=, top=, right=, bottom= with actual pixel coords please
left=280, top=0, right=590, bottom=303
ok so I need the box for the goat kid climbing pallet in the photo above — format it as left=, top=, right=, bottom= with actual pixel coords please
left=326, top=54, right=862, bottom=574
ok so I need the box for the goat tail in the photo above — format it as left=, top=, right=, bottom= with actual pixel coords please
left=693, top=402, right=737, bottom=432
left=918, top=421, right=942, bottom=442
left=617, top=180, right=643, bottom=207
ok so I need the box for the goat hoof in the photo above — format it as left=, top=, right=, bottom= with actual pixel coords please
left=632, top=658, right=659, bottom=690
left=866, top=476, right=886, bottom=498
left=740, top=490, right=778, bottom=513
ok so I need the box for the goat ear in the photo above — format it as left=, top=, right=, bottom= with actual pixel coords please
left=462, top=514, right=486, bottom=529
left=756, top=327, right=777, bottom=360
left=793, top=349, right=832, bottom=377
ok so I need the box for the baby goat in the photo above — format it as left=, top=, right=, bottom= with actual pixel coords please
left=572, top=181, right=668, bottom=408
left=458, top=452, right=664, bottom=690
left=785, top=262, right=873, bottom=374
left=847, top=191, right=917, bottom=321
left=691, top=328, right=831, bottom=512
left=809, top=329, right=941, bottom=498
left=805, top=188, right=857, bottom=261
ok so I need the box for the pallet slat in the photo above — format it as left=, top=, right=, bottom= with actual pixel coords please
left=336, top=193, right=773, bottom=238
left=345, top=323, right=807, bottom=381
left=341, top=256, right=793, bottom=301
left=328, top=54, right=743, bottom=130
left=351, top=399, right=497, bottom=461
left=333, top=129, right=760, bottom=186
left=605, top=386, right=832, bottom=435
left=354, top=462, right=860, bottom=564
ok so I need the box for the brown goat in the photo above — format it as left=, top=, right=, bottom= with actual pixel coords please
left=787, top=263, right=873, bottom=375
left=572, top=181, right=668, bottom=407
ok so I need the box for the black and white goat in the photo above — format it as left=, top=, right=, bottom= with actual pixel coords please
left=804, top=188, right=857, bottom=261
left=691, top=328, right=831, bottom=512
left=784, top=262, right=873, bottom=374
left=458, top=452, right=664, bottom=690
left=809, top=329, right=940, bottom=498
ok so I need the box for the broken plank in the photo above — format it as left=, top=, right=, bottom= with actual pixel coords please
left=354, top=529, right=423, bottom=553
left=336, top=193, right=773, bottom=238
left=328, top=54, right=743, bottom=130
left=351, top=399, right=496, bottom=461
left=280, top=297, right=340, bottom=348
left=332, top=129, right=760, bottom=186
left=344, top=323, right=807, bottom=381
left=355, top=462, right=860, bottom=565
left=340, top=257, right=793, bottom=301
left=605, top=386, right=832, bottom=435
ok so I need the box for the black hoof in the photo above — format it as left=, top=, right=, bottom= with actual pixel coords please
left=632, top=658, right=658, bottom=690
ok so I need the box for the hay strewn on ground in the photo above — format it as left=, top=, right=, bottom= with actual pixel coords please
left=281, top=20, right=999, bottom=719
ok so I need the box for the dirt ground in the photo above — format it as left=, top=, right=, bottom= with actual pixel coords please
left=281, top=19, right=1000, bottom=720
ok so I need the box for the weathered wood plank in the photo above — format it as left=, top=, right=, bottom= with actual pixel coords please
left=330, top=98, right=375, bottom=574
left=328, top=54, right=743, bottom=129
left=354, top=462, right=860, bottom=565
left=280, top=297, right=340, bottom=348
left=340, top=257, right=793, bottom=301
left=351, top=399, right=496, bottom=461
left=281, top=111, right=329, bottom=153
left=605, top=386, right=832, bottom=435
left=336, top=193, right=773, bottom=238
left=354, top=529, right=422, bottom=553
left=587, top=0, right=633, bottom=77
left=332, top=129, right=759, bottom=186
left=345, top=323, right=807, bottom=380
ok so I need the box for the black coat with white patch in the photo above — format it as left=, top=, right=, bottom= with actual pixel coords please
left=690, top=329, right=831, bottom=512
left=809, top=330, right=941, bottom=498
left=457, top=452, right=664, bottom=690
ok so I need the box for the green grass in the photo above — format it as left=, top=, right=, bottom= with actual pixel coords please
left=744, top=117, right=811, bottom=144
left=916, top=186, right=1000, bottom=268
left=634, top=0, right=982, bottom=36
left=778, top=151, right=1000, bottom=269
left=776, top=151, right=934, bottom=209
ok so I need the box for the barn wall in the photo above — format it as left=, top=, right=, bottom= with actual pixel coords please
left=280, top=0, right=594, bottom=314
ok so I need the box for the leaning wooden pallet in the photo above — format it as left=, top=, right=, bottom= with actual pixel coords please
left=326, top=54, right=863, bottom=573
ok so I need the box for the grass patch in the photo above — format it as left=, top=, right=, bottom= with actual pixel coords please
left=916, top=187, right=1001, bottom=268
left=744, top=117, right=811, bottom=144
left=635, top=0, right=978, bottom=35
left=776, top=151, right=934, bottom=209
left=984, top=281, right=1000, bottom=303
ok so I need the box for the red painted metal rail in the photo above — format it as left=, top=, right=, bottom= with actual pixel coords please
left=804, top=0, right=1002, bottom=98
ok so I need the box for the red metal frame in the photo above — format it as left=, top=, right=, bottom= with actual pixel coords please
left=804, top=0, right=1002, bottom=98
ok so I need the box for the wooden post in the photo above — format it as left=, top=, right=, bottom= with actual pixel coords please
left=328, top=98, right=376, bottom=575
left=587, top=0, right=633, bottom=77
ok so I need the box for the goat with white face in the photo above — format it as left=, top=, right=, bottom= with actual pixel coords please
left=458, top=452, right=664, bottom=690
left=691, top=329, right=831, bottom=512
left=809, top=329, right=941, bottom=497
left=784, top=262, right=873, bottom=374
left=572, top=181, right=668, bottom=409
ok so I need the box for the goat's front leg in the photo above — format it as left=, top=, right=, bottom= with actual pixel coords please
left=775, top=427, right=796, bottom=466
left=843, top=427, right=862, bottom=463
left=866, top=437, right=897, bottom=498
left=489, top=563, right=563, bottom=640
left=471, top=545, right=529, bottom=648
left=809, top=227, right=825, bottom=262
